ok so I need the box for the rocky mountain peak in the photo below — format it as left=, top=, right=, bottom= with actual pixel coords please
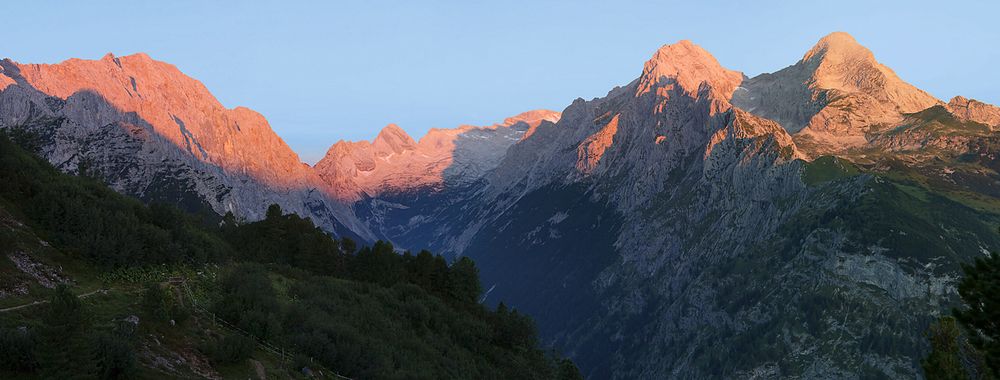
left=0, top=52, right=373, bottom=240
left=800, top=32, right=933, bottom=105
left=637, top=40, right=743, bottom=99
left=802, top=32, right=872, bottom=63
left=99, top=52, right=152, bottom=62
left=506, top=109, right=561, bottom=140
left=0, top=52, right=329, bottom=192
left=501, top=109, right=561, bottom=128
left=373, top=123, right=417, bottom=157
left=732, top=32, right=940, bottom=153
left=315, top=111, right=555, bottom=196
left=947, top=96, right=1000, bottom=128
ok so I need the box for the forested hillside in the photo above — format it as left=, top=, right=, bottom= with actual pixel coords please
left=0, top=133, right=580, bottom=379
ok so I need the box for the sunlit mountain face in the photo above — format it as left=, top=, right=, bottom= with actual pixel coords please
left=3, top=31, right=1000, bottom=379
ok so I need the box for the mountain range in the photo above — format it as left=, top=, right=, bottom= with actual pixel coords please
left=3, top=31, right=1000, bottom=379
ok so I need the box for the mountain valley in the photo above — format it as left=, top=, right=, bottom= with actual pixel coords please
left=3, top=31, right=1000, bottom=379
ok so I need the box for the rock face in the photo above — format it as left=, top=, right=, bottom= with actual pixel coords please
left=0, top=53, right=372, bottom=240
left=358, top=36, right=1000, bottom=380
left=947, top=95, right=1000, bottom=128
left=314, top=110, right=559, bottom=196
left=6, top=53, right=315, bottom=191
left=576, top=114, right=619, bottom=174
left=483, top=41, right=800, bottom=209
left=732, top=32, right=941, bottom=153
left=0, top=51, right=559, bottom=242
left=637, top=40, right=744, bottom=99
left=5, top=33, right=1000, bottom=380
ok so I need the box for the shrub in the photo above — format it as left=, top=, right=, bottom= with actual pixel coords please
left=0, top=327, right=38, bottom=371
left=141, top=283, right=171, bottom=322
left=92, top=323, right=137, bottom=380
left=205, top=334, right=254, bottom=364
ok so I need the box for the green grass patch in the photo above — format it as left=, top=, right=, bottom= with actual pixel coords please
left=802, top=156, right=861, bottom=185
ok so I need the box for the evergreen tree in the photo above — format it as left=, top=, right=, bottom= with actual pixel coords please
left=954, top=252, right=1000, bottom=377
left=556, top=358, right=585, bottom=380
left=0, top=131, right=584, bottom=379
left=37, top=285, right=91, bottom=379
left=214, top=264, right=281, bottom=339
left=141, top=282, right=171, bottom=322
left=0, top=327, right=37, bottom=372
left=431, top=254, right=450, bottom=295
left=447, top=256, right=481, bottom=304
left=93, top=321, right=137, bottom=380
left=493, top=303, right=539, bottom=349
left=41, top=285, right=84, bottom=337
left=408, top=250, right=437, bottom=290
left=341, top=237, right=357, bottom=254
left=352, top=241, right=405, bottom=286
left=923, top=317, right=978, bottom=380
left=266, top=204, right=283, bottom=220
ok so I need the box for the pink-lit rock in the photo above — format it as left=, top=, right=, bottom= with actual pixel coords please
left=315, top=110, right=560, bottom=196
left=732, top=32, right=941, bottom=154
left=947, top=96, right=1000, bottom=128
left=637, top=40, right=744, bottom=100
left=6, top=53, right=336, bottom=195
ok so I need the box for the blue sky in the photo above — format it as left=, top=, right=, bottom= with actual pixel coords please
left=3, top=1, right=998, bottom=163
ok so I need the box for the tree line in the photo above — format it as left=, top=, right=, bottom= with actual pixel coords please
left=0, top=133, right=583, bottom=379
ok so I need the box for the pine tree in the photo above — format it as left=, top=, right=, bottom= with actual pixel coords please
left=93, top=321, right=137, bottom=380
left=954, top=252, right=1000, bottom=377
left=341, top=237, right=357, bottom=254
left=408, top=250, right=437, bottom=290
left=447, top=257, right=481, bottom=305
left=37, top=285, right=91, bottom=379
left=556, top=358, right=585, bottom=380
left=266, top=203, right=283, bottom=220
left=141, top=282, right=171, bottom=322
left=923, top=317, right=976, bottom=380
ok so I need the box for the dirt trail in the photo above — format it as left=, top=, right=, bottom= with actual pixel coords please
left=0, top=288, right=108, bottom=312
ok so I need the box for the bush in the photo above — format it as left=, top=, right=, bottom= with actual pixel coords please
left=213, top=264, right=281, bottom=339
left=141, top=283, right=171, bottom=322
left=205, top=334, right=254, bottom=364
left=0, top=327, right=37, bottom=371
left=92, top=323, right=137, bottom=380
left=556, top=358, right=585, bottom=380
left=36, top=285, right=90, bottom=378
left=952, top=252, right=1000, bottom=377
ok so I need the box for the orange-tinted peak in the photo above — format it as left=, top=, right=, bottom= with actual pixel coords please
left=376, top=123, right=412, bottom=141
left=949, top=95, right=970, bottom=104
left=947, top=95, right=1000, bottom=127
left=373, top=123, right=416, bottom=155
left=97, top=52, right=155, bottom=66
left=123, top=52, right=153, bottom=61
left=638, top=40, right=743, bottom=99
left=803, top=31, right=872, bottom=62
left=817, top=31, right=859, bottom=46
left=644, top=40, right=719, bottom=71
left=501, top=109, right=561, bottom=128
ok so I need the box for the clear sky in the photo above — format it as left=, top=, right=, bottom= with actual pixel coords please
left=3, top=1, right=997, bottom=163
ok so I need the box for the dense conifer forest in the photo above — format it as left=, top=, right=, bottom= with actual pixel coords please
left=0, top=133, right=582, bottom=379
